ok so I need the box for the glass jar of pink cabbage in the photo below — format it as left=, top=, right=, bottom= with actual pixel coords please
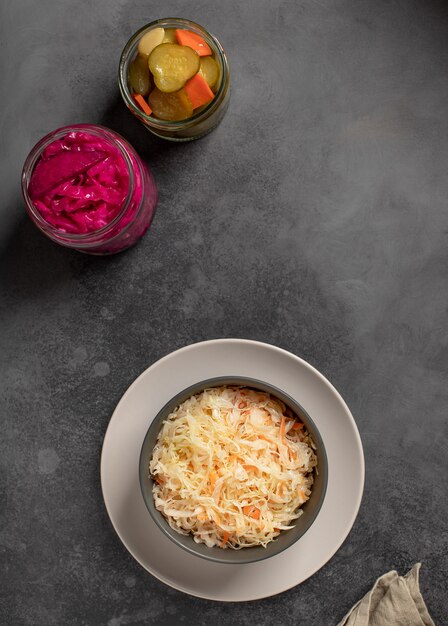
left=22, top=124, right=157, bottom=254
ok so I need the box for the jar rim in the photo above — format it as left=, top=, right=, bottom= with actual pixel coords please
left=118, top=18, right=229, bottom=130
left=21, top=124, right=139, bottom=242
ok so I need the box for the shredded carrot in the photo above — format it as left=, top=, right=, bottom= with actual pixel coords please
left=209, top=470, right=218, bottom=489
left=280, top=415, right=286, bottom=440
left=175, top=29, right=212, bottom=56
left=132, top=93, right=152, bottom=116
left=238, top=401, right=247, bottom=409
left=251, top=507, right=261, bottom=520
left=243, top=464, right=259, bottom=473
left=220, top=531, right=230, bottom=548
left=213, top=481, right=224, bottom=505
left=291, top=421, right=304, bottom=430
left=242, top=506, right=261, bottom=520
left=184, top=73, right=214, bottom=109
left=258, top=434, right=272, bottom=443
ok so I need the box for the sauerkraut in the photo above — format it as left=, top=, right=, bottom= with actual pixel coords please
left=149, top=386, right=317, bottom=549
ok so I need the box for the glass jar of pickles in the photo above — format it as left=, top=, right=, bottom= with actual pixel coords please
left=119, top=18, right=230, bottom=141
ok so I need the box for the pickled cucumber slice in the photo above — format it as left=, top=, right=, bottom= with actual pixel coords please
left=199, top=56, right=219, bottom=91
left=128, top=55, right=151, bottom=96
left=138, top=27, right=165, bottom=58
left=148, top=43, right=200, bottom=93
left=163, top=28, right=177, bottom=44
left=148, top=87, right=193, bottom=121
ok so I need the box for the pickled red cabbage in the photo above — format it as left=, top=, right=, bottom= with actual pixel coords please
left=28, top=131, right=130, bottom=234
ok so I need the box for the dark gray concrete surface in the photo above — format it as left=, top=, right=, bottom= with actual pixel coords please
left=1, top=0, right=447, bottom=624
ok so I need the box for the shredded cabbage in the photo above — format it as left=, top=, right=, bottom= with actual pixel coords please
left=29, top=132, right=129, bottom=234
left=150, top=386, right=317, bottom=550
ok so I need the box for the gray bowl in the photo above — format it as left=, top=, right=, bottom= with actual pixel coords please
left=139, top=377, right=328, bottom=564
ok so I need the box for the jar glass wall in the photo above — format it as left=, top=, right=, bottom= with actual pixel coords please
left=22, top=124, right=157, bottom=255
left=119, top=18, right=230, bottom=142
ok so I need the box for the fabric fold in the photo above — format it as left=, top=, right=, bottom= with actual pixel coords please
left=337, top=564, right=435, bottom=626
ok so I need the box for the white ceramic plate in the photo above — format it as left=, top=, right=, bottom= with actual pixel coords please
left=101, top=339, right=364, bottom=601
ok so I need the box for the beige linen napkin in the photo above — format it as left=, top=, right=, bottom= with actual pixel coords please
left=338, top=564, right=435, bottom=626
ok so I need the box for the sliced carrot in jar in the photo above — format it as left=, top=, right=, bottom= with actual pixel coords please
left=184, top=73, right=214, bottom=109
left=132, top=94, right=152, bottom=116
left=175, top=29, right=212, bottom=56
